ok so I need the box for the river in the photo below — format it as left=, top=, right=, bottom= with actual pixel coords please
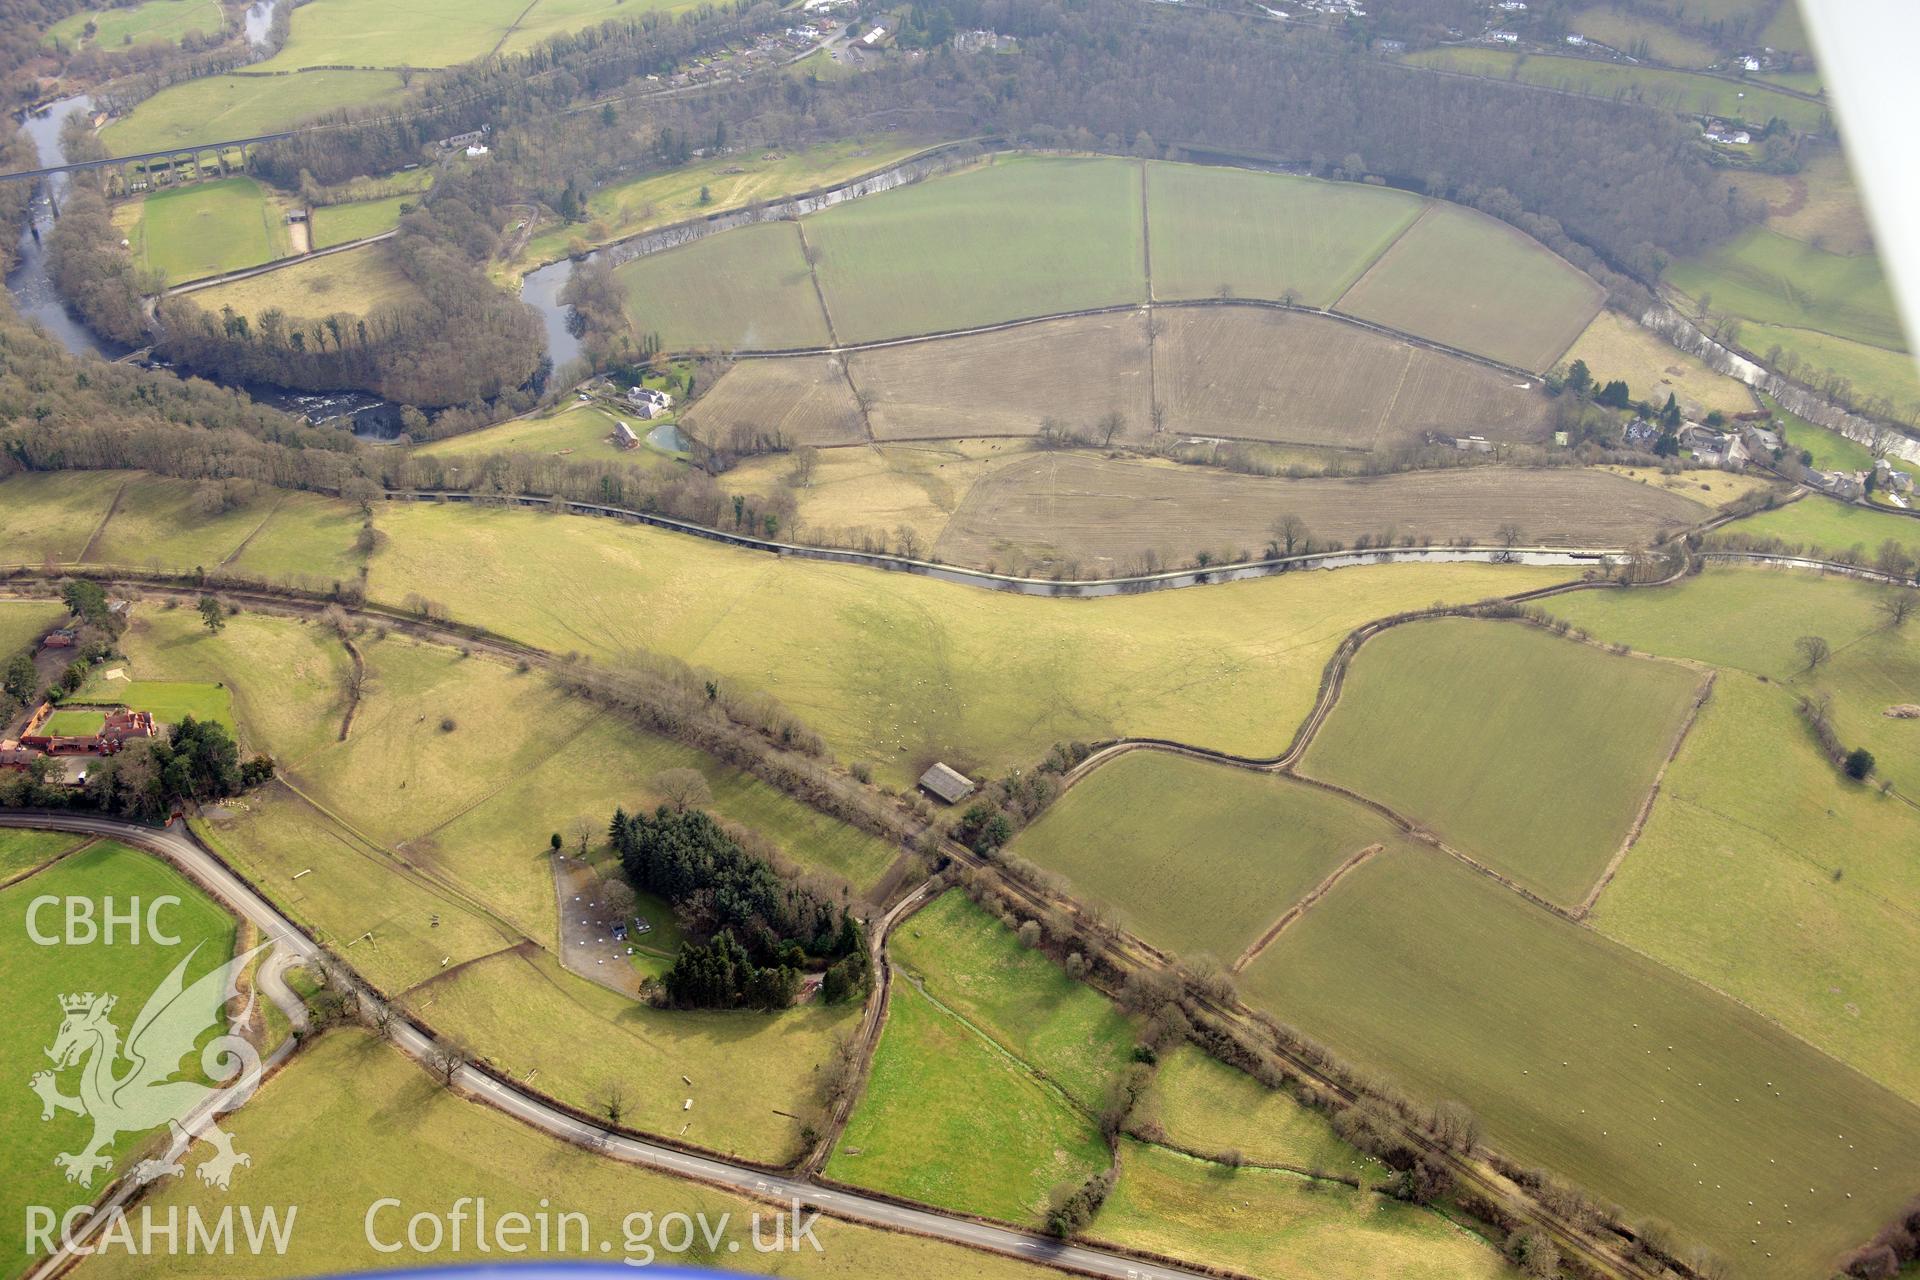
left=5, top=94, right=124, bottom=360
left=521, top=256, right=584, bottom=370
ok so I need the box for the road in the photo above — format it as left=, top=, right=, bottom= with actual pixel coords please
left=1, top=811, right=1206, bottom=1280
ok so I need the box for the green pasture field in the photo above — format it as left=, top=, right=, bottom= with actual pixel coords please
left=0, top=842, right=236, bottom=1271
left=1546, top=566, right=1920, bottom=796
left=1667, top=228, right=1909, bottom=354
left=41, top=707, right=106, bottom=736
left=111, top=604, right=351, bottom=764
left=1404, top=47, right=1827, bottom=131
left=102, top=70, right=406, bottom=157
left=1092, top=1141, right=1514, bottom=1280
left=80, top=474, right=278, bottom=570
left=421, top=946, right=854, bottom=1164
left=223, top=489, right=369, bottom=587
left=1244, top=844, right=1920, bottom=1280
left=254, top=0, right=529, bottom=71
left=288, top=635, right=597, bottom=850
left=127, top=178, right=290, bottom=283
left=189, top=241, right=420, bottom=321
left=1333, top=203, right=1605, bottom=371
left=0, top=828, right=87, bottom=885
left=806, top=155, right=1148, bottom=342
left=1141, top=1044, right=1377, bottom=1180
left=1012, top=751, right=1399, bottom=958
left=77, top=1030, right=1060, bottom=1280
left=0, top=470, right=127, bottom=565
left=1745, top=321, right=1920, bottom=417
left=617, top=220, right=832, bottom=351
left=255, top=0, right=689, bottom=71
left=826, top=978, right=1109, bottom=1226
left=1300, top=618, right=1704, bottom=909
left=0, top=600, right=64, bottom=661
left=1726, top=494, right=1920, bottom=563
left=1588, top=674, right=1920, bottom=1104
left=310, top=194, right=412, bottom=248
left=1566, top=5, right=1723, bottom=66
left=1758, top=68, right=1822, bottom=94
left=1143, top=161, right=1423, bottom=306
left=517, top=136, right=931, bottom=269
left=363, top=498, right=1570, bottom=786
left=496, top=0, right=697, bottom=55
left=891, top=890, right=1136, bottom=1108
left=72, top=679, right=233, bottom=734
left=46, top=0, right=223, bottom=48
left=195, top=786, right=518, bottom=996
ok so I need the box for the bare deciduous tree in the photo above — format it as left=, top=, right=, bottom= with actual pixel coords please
left=1794, top=634, right=1831, bottom=673
left=1432, top=1099, right=1480, bottom=1153
left=652, top=767, right=712, bottom=813
left=431, top=1039, right=467, bottom=1088
left=788, top=446, right=819, bottom=489
left=1269, top=514, right=1308, bottom=557
left=1878, top=590, right=1916, bottom=628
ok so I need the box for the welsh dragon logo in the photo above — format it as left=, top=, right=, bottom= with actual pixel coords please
left=30, top=942, right=269, bottom=1191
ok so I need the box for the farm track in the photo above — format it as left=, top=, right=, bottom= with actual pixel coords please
left=74, top=478, right=128, bottom=566
left=336, top=634, right=364, bottom=740
left=164, top=228, right=398, bottom=296
left=217, top=491, right=289, bottom=568
left=797, top=876, right=938, bottom=1175
left=1230, top=842, right=1381, bottom=972
left=1576, top=670, right=1717, bottom=918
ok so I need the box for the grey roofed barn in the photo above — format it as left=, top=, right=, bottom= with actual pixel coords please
left=918, top=762, right=977, bottom=805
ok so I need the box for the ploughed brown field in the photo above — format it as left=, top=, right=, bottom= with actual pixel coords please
left=1152, top=306, right=1554, bottom=450
left=680, top=354, right=868, bottom=447
left=850, top=310, right=1155, bottom=442
left=931, top=455, right=1715, bottom=572
left=691, top=306, right=1555, bottom=452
